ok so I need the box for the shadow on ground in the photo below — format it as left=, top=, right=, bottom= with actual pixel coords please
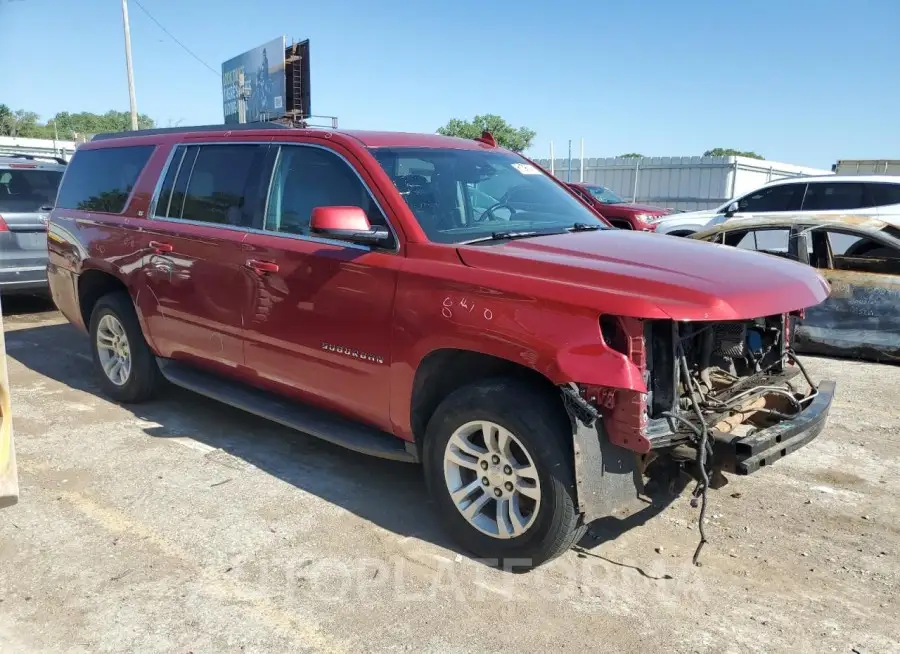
left=1, top=294, right=57, bottom=318
left=6, top=320, right=673, bottom=562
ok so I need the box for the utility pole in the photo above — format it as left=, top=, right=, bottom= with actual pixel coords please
left=237, top=70, right=252, bottom=124
left=121, top=0, right=139, bottom=130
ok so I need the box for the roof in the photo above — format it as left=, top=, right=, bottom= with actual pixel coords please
left=0, top=153, right=67, bottom=167
left=91, top=123, right=500, bottom=151
left=692, top=213, right=899, bottom=239
left=339, top=130, right=495, bottom=150
left=764, top=174, right=900, bottom=186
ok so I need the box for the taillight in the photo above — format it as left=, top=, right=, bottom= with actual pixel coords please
left=0, top=215, right=8, bottom=232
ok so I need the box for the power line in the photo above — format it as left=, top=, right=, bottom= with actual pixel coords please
left=130, top=0, right=219, bottom=76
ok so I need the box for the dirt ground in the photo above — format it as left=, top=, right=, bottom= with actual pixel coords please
left=1, top=296, right=898, bottom=654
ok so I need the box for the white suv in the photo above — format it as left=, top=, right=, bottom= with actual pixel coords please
left=653, top=175, right=900, bottom=236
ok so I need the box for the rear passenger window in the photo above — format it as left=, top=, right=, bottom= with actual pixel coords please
left=801, top=183, right=870, bottom=211
left=264, top=145, right=392, bottom=240
left=868, top=182, right=900, bottom=208
left=158, top=144, right=268, bottom=226
left=56, top=145, right=154, bottom=213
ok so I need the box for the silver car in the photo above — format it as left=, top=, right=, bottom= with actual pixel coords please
left=0, top=154, right=66, bottom=295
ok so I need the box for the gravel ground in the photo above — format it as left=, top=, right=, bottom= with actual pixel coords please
left=1, top=297, right=898, bottom=654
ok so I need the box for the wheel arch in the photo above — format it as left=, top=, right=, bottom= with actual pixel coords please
left=78, top=268, right=130, bottom=329
left=408, top=348, right=563, bottom=448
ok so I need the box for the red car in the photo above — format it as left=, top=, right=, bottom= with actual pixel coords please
left=566, top=182, right=668, bottom=231
left=48, top=125, right=834, bottom=569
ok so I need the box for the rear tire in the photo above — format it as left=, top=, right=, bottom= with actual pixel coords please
left=89, top=292, right=163, bottom=403
left=423, top=378, right=585, bottom=570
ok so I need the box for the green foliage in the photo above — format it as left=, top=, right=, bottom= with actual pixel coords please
left=0, top=106, right=155, bottom=139
left=437, top=114, right=536, bottom=153
left=618, top=153, right=644, bottom=158
left=703, top=148, right=764, bottom=160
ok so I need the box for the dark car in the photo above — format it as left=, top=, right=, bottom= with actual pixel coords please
left=566, top=182, right=668, bottom=231
left=0, top=154, right=66, bottom=295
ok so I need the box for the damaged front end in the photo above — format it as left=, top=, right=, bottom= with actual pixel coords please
left=641, top=314, right=835, bottom=482
left=567, top=312, right=835, bottom=559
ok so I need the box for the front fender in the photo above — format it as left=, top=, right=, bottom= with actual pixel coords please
left=389, top=278, right=645, bottom=439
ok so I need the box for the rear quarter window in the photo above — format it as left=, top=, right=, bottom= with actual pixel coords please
left=868, top=182, right=900, bottom=207
left=56, top=145, right=155, bottom=214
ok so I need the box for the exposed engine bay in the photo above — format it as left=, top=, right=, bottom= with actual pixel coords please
left=566, top=312, right=827, bottom=565
left=642, top=312, right=821, bottom=563
left=645, top=313, right=816, bottom=450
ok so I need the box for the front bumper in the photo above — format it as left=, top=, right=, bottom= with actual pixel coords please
left=712, top=379, right=836, bottom=475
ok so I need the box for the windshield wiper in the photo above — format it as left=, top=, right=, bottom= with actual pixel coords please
left=568, top=223, right=602, bottom=232
left=461, top=230, right=555, bottom=245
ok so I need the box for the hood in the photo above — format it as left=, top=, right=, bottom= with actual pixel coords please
left=457, top=230, right=830, bottom=321
left=611, top=202, right=668, bottom=214
left=655, top=207, right=720, bottom=223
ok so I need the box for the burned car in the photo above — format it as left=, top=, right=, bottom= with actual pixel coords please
left=692, top=214, right=900, bottom=363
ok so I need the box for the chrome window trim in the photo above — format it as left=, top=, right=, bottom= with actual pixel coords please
left=146, top=139, right=401, bottom=253
left=245, top=225, right=369, bottom=251
left=148, top=144, right=181, bottom=218
left=177, top=147, right=202, bottom=220
left=146, top=215, right=251, bottom=234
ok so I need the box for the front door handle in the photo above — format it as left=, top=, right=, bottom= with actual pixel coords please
left=149, top=241, right=174, bottom=254
left=246, top=259, right=279, bottom=275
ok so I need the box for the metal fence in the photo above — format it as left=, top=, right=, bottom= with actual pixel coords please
left=535, top=155, right=833, bottom=212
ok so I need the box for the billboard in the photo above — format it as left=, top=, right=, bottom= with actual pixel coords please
left=222, top=36, right=286, bottom=124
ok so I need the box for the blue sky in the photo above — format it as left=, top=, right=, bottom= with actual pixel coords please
left=2, top=0, right=898, bottom=168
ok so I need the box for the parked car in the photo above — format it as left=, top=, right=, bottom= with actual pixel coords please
left=565, top=182, right=668, bottom=230
left=48, top=124, right=835, bottom=568
left=691, top=214, right=900, bottom=363
left=0, top=154, right=66, bottom=295
left=654, top=175, right=900, bottom=236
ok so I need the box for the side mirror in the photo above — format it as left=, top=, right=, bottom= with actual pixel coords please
left=724, top=201, right=740, bottom=218
left=309, top=206, right=391, bottom=246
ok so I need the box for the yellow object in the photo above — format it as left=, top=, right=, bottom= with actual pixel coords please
left=0, top=304, right=18, bottom=508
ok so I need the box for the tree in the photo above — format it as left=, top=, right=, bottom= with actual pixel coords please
left=437, top=114, right=536, bottom=153
left=0, top=104, right=12, bottom=136
left=0, top=107, right=155, bottom=139
left=703, top=148, right=764, bottom=160
left=618, top=153, right=644, bottom=158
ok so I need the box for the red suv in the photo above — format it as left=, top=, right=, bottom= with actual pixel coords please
left=566, top=182, right=669, bottom=231
left=48, top=125, right=835, bottom=568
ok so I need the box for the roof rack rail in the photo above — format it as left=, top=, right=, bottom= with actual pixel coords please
left=92, top=122, right=294, bottom=142
left=1, top=153, right=68, bottom=165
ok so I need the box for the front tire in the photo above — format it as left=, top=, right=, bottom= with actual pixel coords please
left=89, top=292, right=162, bottom=403
left=423, top=378, right=584, bottom=570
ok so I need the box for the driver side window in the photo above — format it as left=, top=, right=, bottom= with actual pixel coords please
left=264, top=145, right=392, bottom=243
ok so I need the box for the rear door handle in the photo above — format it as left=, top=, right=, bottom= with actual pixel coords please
left=246, top=259, right=279, bottom=275
left=149, top=241, right=174, bottom=254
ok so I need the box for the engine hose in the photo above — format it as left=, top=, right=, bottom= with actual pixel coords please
left=677, top=351, right=711, bottom=566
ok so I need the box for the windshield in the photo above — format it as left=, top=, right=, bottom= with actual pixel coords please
left=586, top=185, right=624, bottom=204
left=372, top=148, right=607, bottom=244
left=0, top=168, right=63, bottom=213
